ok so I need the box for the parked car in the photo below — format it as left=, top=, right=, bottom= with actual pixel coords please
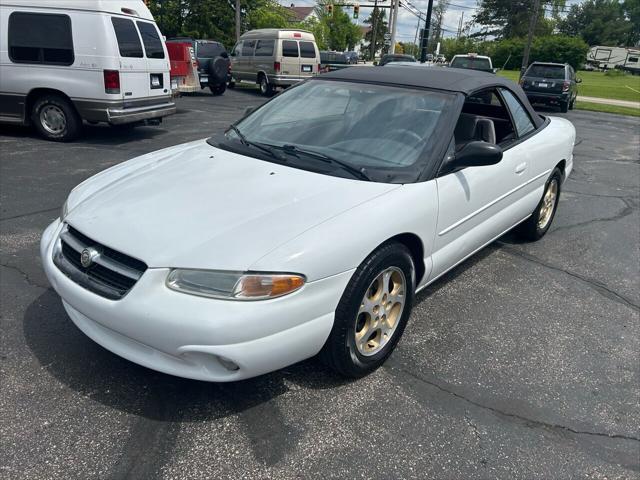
left=229, top=29, right=320, bottom=97
left=166, top=38, right=230, bottom=95
left=436, top=54, right=446, bottom=63
left=42, top=67, right=575, bottom=382
left=379, top=54, right=417, bottom=66
left=520, top=62, right=581, bottom=113
left=425, top=54, right=434, bottom=62
left=320, top=51, right=351, bottom=72
left=450, top=53, right=496, bottom=73
left=344, top=51, right=359, bottom=64
left=0, top=0, right=175, bottom=141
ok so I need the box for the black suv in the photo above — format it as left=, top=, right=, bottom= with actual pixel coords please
left=166, top=38, right=231, bottom=95
left=520, top=62, right=581, bottom=113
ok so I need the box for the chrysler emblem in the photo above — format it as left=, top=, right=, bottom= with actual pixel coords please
left=80, top=247, right=99, bottom=268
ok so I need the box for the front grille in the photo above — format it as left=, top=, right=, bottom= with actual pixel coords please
left=53, top=224, right=147, bottom=300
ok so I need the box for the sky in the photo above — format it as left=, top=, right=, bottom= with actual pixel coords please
left=279, top=0, right=587, bottom=46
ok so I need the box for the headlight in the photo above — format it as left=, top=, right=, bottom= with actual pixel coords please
left=60, top=199, right=68, bottom=220
left=166, top=269, right=305, bottom=300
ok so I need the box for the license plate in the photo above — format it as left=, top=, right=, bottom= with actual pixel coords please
left=538, top=82, right=548, bottom=88
left=200, top=75, right=208, bottom=83
left=171, top=79, right=178, bottom=90
left=151, top=76, right=161, bottom=87
left=302, top=65, right=312, bottom=73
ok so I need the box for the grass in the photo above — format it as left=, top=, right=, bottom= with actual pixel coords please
left=497, top=69, right=640, bottom=102
left=575, top=101, right=640, bottom=117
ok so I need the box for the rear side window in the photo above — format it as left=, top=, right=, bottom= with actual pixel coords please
left=500, top=89, right=535, bottom=137
left=137, top=21, right=165, bottom=59
left=111, top=17, right=143, bottom=58
left=198, top=42, right=224, bottom=58
left=255, top=40, right=274, bottom=57
left=8, top=12, right=74, bottom=65
left=299, top=41, right=316, bottom=59
left=241, top=40, right=256, bottom=57
left=282, top=40, right=299, bottom=58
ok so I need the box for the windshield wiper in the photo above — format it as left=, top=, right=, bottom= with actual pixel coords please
left=277, top=144, right=371, bottom=181
left=227, top=125, right=283, bottom=159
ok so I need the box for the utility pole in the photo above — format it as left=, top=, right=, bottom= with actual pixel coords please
left=457, top=11, right=464, bottom=39
left=521, top=0, right=541, bottom=78
left=420, top=0, right=434, bottom=63
left=235, top=0, right=241, bottom=42
left=390, top=0, right=400, bottom=54
left=370, top=0, right=379, bottom=62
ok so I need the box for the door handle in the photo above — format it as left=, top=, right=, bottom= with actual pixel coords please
left=515, top=162, right=527, bottom=174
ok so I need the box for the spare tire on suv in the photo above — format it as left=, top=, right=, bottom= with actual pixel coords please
left=208, top=56, right=228, bottom=95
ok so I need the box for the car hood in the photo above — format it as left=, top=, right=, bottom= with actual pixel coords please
left=65, top=140, right=399, bottom=271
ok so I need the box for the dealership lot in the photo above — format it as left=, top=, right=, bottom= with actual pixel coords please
left=1, top=88, right=638, bottom=479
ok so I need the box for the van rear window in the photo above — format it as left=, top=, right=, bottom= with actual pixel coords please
left=112, top=17, right=143, bottom=58
left=282, top=40, right=299, bottom=58
left=299, top=41, right=316, bottom=59
left=8, top=12, right=74, bottom=66
left=137, top=21, right=165, bottom=59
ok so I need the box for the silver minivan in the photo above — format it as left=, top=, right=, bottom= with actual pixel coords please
left=230, top=29, right=320, bottom=96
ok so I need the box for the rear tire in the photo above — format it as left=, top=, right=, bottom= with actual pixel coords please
left=514, top=168, right=562, bottom=241
left=209, top=83, right=226, bottom=95
left=31, top=94, right=81, bottom=142
left=319, top=242, right=415, bottom=378
left=258, top=75, right=274, bottom=97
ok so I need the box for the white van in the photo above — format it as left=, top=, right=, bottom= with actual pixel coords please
left=230, top=29, right=320, bottom=96
left=0, top=0, right=175, bottom=141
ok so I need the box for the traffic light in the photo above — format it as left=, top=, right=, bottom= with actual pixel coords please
left=353, top=4, right=359, bottom=18
left=327, top=4, right=333, bottom=15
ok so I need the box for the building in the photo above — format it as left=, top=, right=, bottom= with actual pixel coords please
left=285, top=4, right=317, bottom=23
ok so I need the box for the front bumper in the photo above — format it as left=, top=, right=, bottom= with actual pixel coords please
left=41, top=220, right=352, bottom=381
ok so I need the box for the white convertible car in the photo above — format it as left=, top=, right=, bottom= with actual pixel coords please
left=41, top=67, right=575, bottom=381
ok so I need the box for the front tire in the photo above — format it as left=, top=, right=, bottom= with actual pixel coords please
left=514, top=168, right=562, bottom=241
left=31, top=94, right=81, bottom=142
left=320, top=242, right=415, bottom=378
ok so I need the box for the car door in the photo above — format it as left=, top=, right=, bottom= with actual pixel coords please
left=241, top=39, right=256, bottom=81
left=230, top=41, right=243, bottom=80
left=430, top=88, right=538, bottom=281
left=110, top=16, right=148, bottom=101
left=280, top=39, right=300, bottom=77
left=135, top=20, right=169, bottom=98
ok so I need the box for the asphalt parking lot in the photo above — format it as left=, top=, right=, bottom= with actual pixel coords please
left=1, top=87, right=638, bottom=479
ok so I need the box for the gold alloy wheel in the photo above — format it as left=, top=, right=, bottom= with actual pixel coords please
left=537, top=178, right=558, bottom=230
left=354, top=266, right=406, bottom=356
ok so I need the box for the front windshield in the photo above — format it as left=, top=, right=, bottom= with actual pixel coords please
left=223, top=80, right=455, bottom=183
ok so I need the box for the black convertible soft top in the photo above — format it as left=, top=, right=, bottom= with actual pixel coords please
left=318, top=65, right=544, bottom=129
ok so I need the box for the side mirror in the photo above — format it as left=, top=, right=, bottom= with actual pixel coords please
left=453, top=141, right=503, bottom=170
left=576, top=77, right=582, bottom=83
left=244, top=106, right=256, bottom=116
left=492, top=67, right=499, bottom=74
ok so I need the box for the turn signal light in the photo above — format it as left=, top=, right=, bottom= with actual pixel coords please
left=235, top=275, right=305, bottom=299
left=103, top=69, right=120, bottom=94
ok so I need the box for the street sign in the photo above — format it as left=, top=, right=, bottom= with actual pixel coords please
left=383, top=33, right=391, bottom=40
left=384, top=40, right=391, bottom=46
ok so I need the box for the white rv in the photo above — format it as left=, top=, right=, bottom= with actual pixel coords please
left=586, top=46, right=640, bottom=74
left=0, top=0, right=175, bottom=141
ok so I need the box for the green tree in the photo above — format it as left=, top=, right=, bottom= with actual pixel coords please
left=472, top=0, right=565, bottom=39
left=557, top=0, right=638, bottom=46
left=429, top=0, right=449, bottom=49
left=363, top=7, right=388, bottom=60
left=313, top=5, right=361, bottom=51
left=246, top=1, right=294, bottom=30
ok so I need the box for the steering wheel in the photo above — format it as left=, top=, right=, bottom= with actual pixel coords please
left=385, top=129, right=423, bottom=144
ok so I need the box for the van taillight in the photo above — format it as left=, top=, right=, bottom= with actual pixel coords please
left=274, top=61, right=281, bottom=73
left=103, top=70, right=120, bottom=94
left=562, top=81, right=570, bottom=92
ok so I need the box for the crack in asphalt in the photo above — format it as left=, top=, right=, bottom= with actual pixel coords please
left=0, top=263, right=48, bottom=290
left=388, top=361, right=640, bottom=443
left=551, top=197, right=635, bottom=232
left=0, top=206, right=59, bottom=222
left=498, top=246, right=640, bottom=312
